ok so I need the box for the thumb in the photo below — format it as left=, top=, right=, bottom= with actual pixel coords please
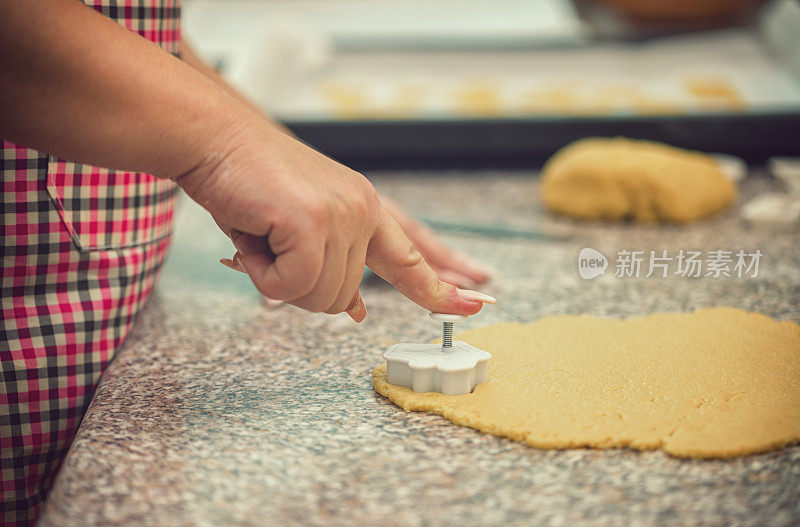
left=366, top=211, right=495, bottom=315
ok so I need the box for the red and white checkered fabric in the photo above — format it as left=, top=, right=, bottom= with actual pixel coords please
left=1, top=2, right=181, bottom=524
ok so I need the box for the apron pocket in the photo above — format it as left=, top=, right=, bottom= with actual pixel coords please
left=46, top=158, right=178, bottom=252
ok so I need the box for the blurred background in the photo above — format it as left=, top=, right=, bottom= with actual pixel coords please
left=182, top=0, right=800, bottom=169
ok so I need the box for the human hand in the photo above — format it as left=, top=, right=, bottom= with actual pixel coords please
left=380, top=196, right=492, bottom=289
left=181, top=120, right=495, bottom=322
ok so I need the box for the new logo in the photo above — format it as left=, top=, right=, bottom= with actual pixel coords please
left=578, top=248, right=608, bottom=279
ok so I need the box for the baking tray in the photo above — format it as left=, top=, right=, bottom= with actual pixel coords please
left=285, top=111, right=800, bottom=170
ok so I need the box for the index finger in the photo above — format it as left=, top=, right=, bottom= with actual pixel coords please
left=365, top=211, right=495, bottom=315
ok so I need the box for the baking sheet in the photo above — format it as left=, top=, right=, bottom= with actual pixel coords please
left=267, top=31, right=800, bottom=121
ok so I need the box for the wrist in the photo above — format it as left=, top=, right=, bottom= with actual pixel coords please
left=169, top=99, right=284, bottom=217
left=167, top=96, right=256, bottom=186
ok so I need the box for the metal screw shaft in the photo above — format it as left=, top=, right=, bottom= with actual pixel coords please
left=442, top=321, right=454, bottom=350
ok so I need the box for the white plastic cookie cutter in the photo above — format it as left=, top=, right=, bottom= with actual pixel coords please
left=383, top=313, right=491, bottom=396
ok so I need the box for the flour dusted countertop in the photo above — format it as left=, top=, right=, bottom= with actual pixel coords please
left=41, top=172, right=800, bottom=526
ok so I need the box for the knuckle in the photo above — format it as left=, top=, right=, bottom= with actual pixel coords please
left=364, top=184, right=381, bottom=218
left=404, top=244, right=426, bottom=269
left=294, top=284, right=339, bottom=313
left=308, top=303, right=328, bottom=314
left=339, top=180, right=377, bottom=224
left=387, top=245, right=425, bottom=286
left=265, top=273, right=316, bottom=302
left=350, top=193, right=369, bottom=220
left=255, top=282, right=285, bottom=301
left=323, top=304, right=343, bottom=315
left=303, top=196, right=328, bottom=225
left=295, top=296, right=327, bottom=313
left=317, top=294, right=341, bottom=314
left=350, top=175, right=380, bottom=221
left=330, top=193, right=351, bottom=220
left=291, top=284, right=317, bottom=302
left=325, top=292, right=355, bottom=315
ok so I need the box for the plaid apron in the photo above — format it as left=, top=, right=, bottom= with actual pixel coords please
left=1, top=2, right=181, bottom=523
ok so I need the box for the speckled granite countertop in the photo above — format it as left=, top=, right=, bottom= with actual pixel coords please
left=41, top=172, right=800, bottom=526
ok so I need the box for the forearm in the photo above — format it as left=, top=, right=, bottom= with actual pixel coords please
left=0, top=0, right=256, bottom=179
left=181, top=40, right=294, bottom=137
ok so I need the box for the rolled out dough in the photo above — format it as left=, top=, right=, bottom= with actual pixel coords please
left=540, top=137, right=737, bottom=223
left=373, top=308, right=800, bottom=458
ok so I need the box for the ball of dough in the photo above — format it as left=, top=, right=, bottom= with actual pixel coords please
left=540, top=137, right=737, bottom=223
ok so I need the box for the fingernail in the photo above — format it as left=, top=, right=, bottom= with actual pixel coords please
left=220, top=258, right=245, bottom=273
left=261, top=295, right=284, bottom=308
left=346, top=293, right=367, bottom=323
left=456, top=288, right=497, bottom=304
